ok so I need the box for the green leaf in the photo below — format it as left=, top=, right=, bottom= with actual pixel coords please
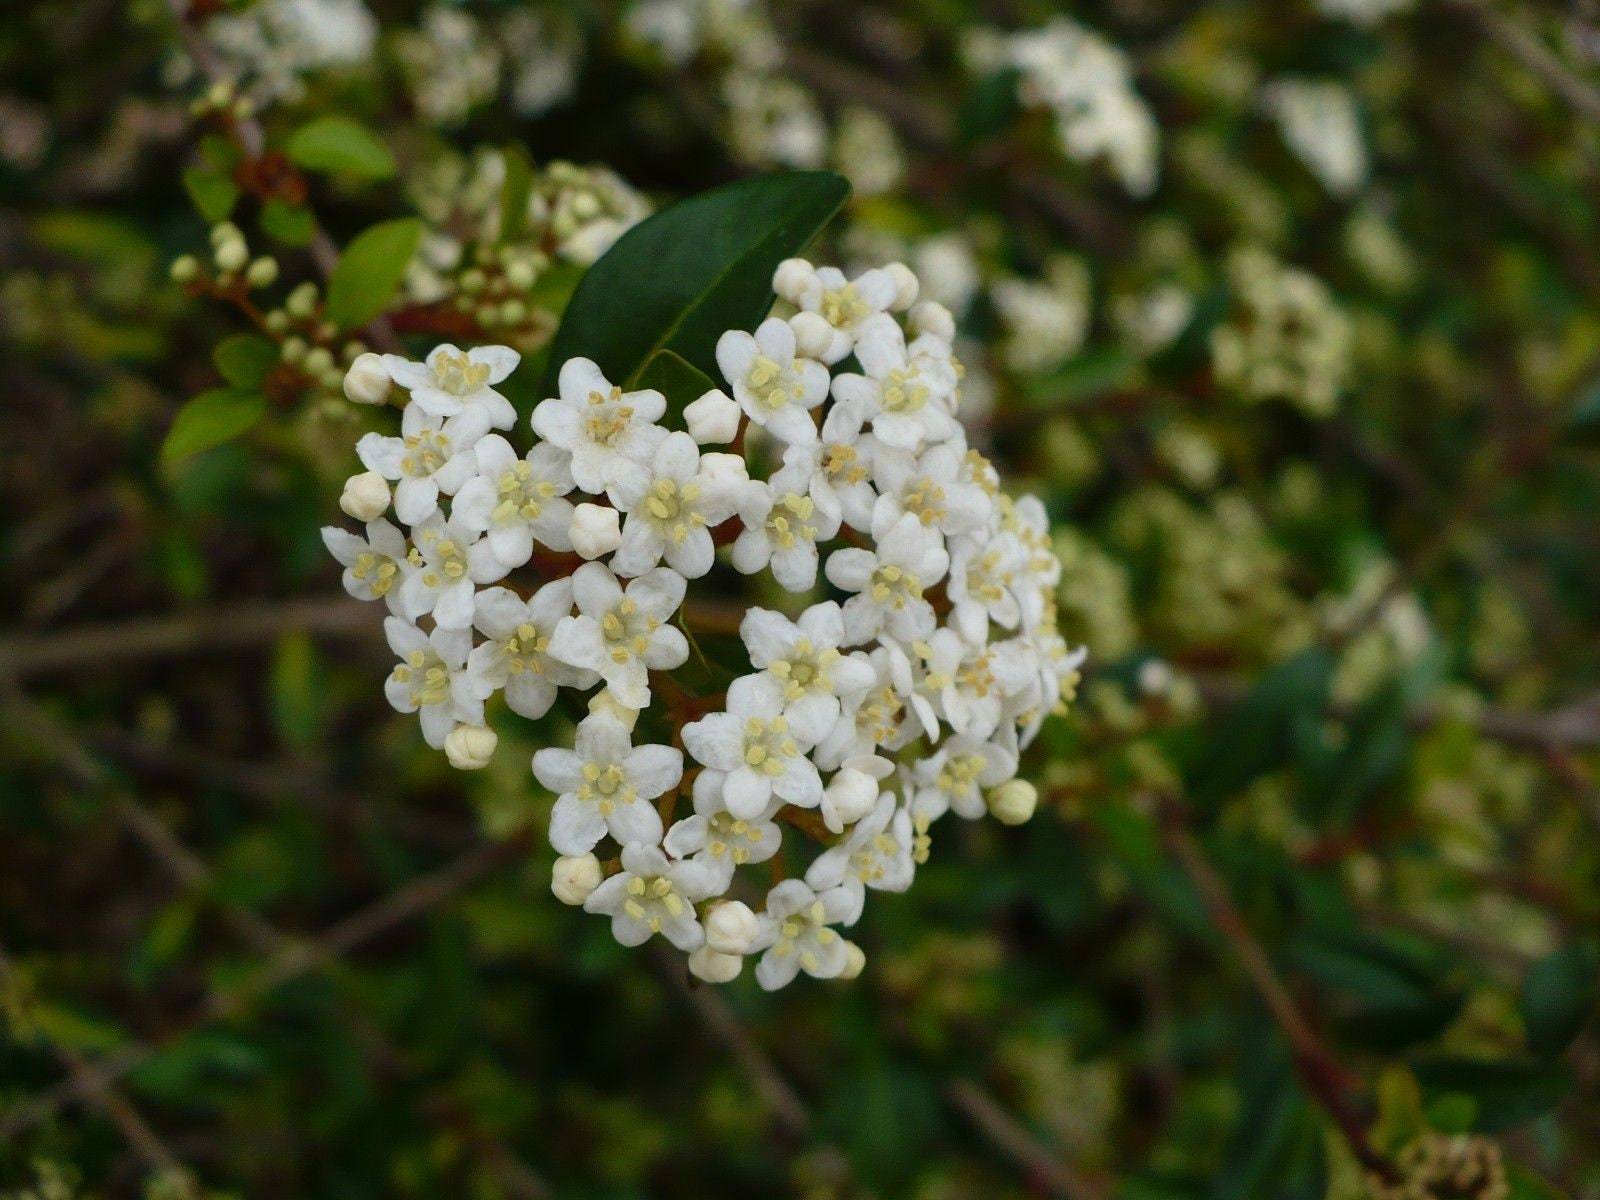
left=634, top=348, right=717, bottom=418
left=261, top=197, right=315, bottom=247
left=498, top=142, right=535, bottom=242
left=1507, top=1165, right=1572, bottom=1200
left=543, top=171, right=851, bottom=393
left=958, top=67, right=1022, bottom=145
left=1187, top=648, right=1334, bottom=804
left=1521, top=942, right=1599, bottom=1058
left=1411, top=1057, right=1571, bottom=1133
left=269, top=630, right=323, bottom=750
left=182, top=165, right=238, bottom=223
left=161, top=388, right=267, bottom=466
left=212, top=333, right=279, bottom=388
left=285, top=115, right=396, bottom=180
left=324, top=217, right=423, bottom=332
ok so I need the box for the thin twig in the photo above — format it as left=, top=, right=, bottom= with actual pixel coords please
left=1443, top=0, right=1600, bottom=126
left=946, top=1080, right=1108, bottom=1200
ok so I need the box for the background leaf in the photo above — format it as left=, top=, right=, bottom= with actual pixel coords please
left=160, top=388, right=266, bottom=466
left=286, top=116, right=396, bottom=180
left=324, top=218, right=423, bottom=332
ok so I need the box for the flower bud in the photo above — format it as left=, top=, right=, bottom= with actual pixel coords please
left=444, top=724, right=497, bottom=770
left=987, top=779, right=1038, bottom=826
left=286, top=281, right=318, bottom=318
left=339, top=470, right=391, bottom=521
left=587, top=688, right=640, bottom=730
left=213, top=237, right=248, bottom=273
left=570, top=502, right=621, bottom=559
left=837, top=941, right=866, bottom=980
left=789, top=311, right=834, bottom=359
left=169, top=255, right=200, bottom=284
left=704, top=900, right=760, bottom=955
left=884, top=261, right=920, bottom=311
left=683, top=389, right=741, bottom=444
left=772, top=257, right=814, bottom=303
left=245, top=256, right=279, bottom=288
left=699, top=452, right=749, bottom=489
left=342, top=352, right=391, bottom=405
left=303, top=346, right=335, bottom=377
left=551, top=853, right=602, bottom=905
left=909, top=300, right=956, bottom=341
left=822, top=766, right=881, bottom=833
left=688, top=946, right=743, bottom=984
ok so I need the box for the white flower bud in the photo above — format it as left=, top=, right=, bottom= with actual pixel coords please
left=214, top=237, right=248, bottom=273
left=245, top=256, right=279, bottom=288
left=699, top=452, right=749, bottom=488
left=339, top=471, right=391, bottom=521
left=551, top=853, right=602, bottom=905
left=909, top=300, right=956, bottom=341
left=169, top=255, right=200, bottom=284
left=587, top=688, right=640, bottom=730
left=704, top=901, right=760, bottom=955
left=570, top=502, right=621, bottom=559
left=342, top=351, right=391, bottom=405
left=822, top=766, right=880, bottom=833
left=987, top=779, right=1038, bottom=826
left=884, top=261, right=920, bottom=311
left=444, top=724, right=497, bottom=770
left=837, top=941, right=866, bottom=980
left=688, top=946, right=743, bottom=984
left=683, top=389, right=742, bottom=444
left=789, top=311, right=834, bottom=359
left=772, top=257, right=814, bottom=303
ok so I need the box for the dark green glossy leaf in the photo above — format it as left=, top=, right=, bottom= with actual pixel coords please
left=1411, top=1057, right=1571, bottom=1132
left=324, top=217, right=423, bottom=332
left=634, top=347, right=717, bottom=419
left=1521, top=942, right=1599, bottom=1058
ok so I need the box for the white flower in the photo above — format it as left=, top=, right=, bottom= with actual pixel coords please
left=570, top=502, right=622, bottom=559
left=532, top=357, right=667, bottom=502
left=738, top=601, right=875, bottom=744
left=467, top=580, right=597, bottom=719
left=382, top=617, right=484, bottom=749
left=551, top=853, right=602, bottom=905
left=583, top=841, right=718, bottom=951
left=444, top=723, right=497, bottom=770
left=384, top=343, right=519, bottom=428
left=397, top=513, right=507, bottom=630
left=715, top=316, right=828, bottom=445
left=322, top=519, right=414, bottom=614
left=871, top=441, right=993, bottom=547
left=947, top=532, right=1025, bottom=643
left=777, top=403, right=880, bottom=532
left=682, top=388, right=742, bottom=444
left=532, top=714, right=681, bottom=856
left=339, top=470, right=392, bottom=521
left=825, top=510, right=950, bottom=646
left=821, top=753, right=894, bottom=833
left=814, top=646, right=918, bottom=769
left=356, top=402, right=489, bottom=526
left=612, top=431, right=740, bottom=578
left=663, top=767, right=782, bottom=890
left=548, top=562, right=688, bottom=708
left=682, top=674, right=824, bottom=820
left=830, top=314, right=957, bottom=450
left=730, top=463, right=840, bottom=592
left=804, top=793, right=914, bottom=925
left=910, top=734, right=1019, bottom=822
left=772, top=261, right=900, bottom=364
left=752, top=879, right=854, bottom=989
left=451, top=435, right=576, bottom=566
left=910, top=627, right=1029, bottom=741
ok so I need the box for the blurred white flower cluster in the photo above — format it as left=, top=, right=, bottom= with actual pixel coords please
left=1263, top=78, right=1368, bottom=198
left=966, top=17, right=1160, bottom=197
left=199, top=0, right=376, bottom=103
left=323, top=258, right=1082, bottom=988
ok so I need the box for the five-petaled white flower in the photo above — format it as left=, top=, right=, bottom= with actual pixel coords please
left=739, top=602, right=875, bottom=744
left=398, top=513, right=509, bottom=630
left=682, top=674, right=824, bottom=819
left=452, top=435, right=577, bottom=567
left=830, top=313, right=958, bottom=450
left=531, top=357, right=667, bottom=503
left=731, top=462, right=840, bottom=592
left=715, top=316, right=828, bottom=445
left=909, top=733, right=1018, bottom=822
left=548, top=562, right=689, bottom=708
left=584, top=842, right=718, bottom=950
left=804, top=792, right=915, bottom=924
left=663, top=768, right=783, bottom=891
left=322, top=519, right=414, bottom=615
left=826, top=510, right=950, bottom=646
left=752, top=879, right=854, bottom=989
left=777, top=262, right=900, bottom=364
left=871, top=441, right=993, bottom=547
left=384, top=343, right=519, bottom=428
left=467, top=580, right=597, bottom=719
left=947, top=532, right=1025, bottom=644
left=910, top=627, right=1028, bottom=741
left=611, top=431, right=741, bottom=578
left=778, top=404, right=881, bottom=532
left=357, top=402, right=490, bottom=526
left=532, top=714, right=682, bottom=856
left=382, top=617, right=484, bottom=749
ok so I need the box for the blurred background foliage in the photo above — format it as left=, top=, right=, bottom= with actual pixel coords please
left=1, top=0, right=1599, bottom=1197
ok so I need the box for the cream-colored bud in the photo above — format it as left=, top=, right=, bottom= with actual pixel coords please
left=342, top=351, right=391, bottom=405
left=884, top=261, right=920, bottom=311
left=570, top=502, right=621, bottom=560
left=687, top=946, right=743, bottom=984
left=245, top=256, right=279, bottom=288
left=213, top=237, right=248, bottom=273
left=699, top=452, right=749, bottom=489
left=772, top=257, right=814, bottom=303
left=169, top=255, right=200, bottom=284
left=210, top=222, right=242, bottom=247
left=704, top=900, right=760, bottom=955
left=909, top=300, right=956, bottom=341
left=286, top=281, right=319, bottom=318
left=789, top=311, right=834, bottom=359
left=444, top=724, right=497, bottom=770
left=339, top=471, right=391, bottom=521
left=303, top=347, right=335, bottom=377
left=504, top=258, right=537, bottom=290
left=683, top=389, right=741, bottom=444
left=988, top=779, right=1038, bottom=826
left=822, top=767, right=880, bottom=833
left=587, top=689, right=640, bottom=730
left=551, top=854, right=602, bottom=905
left=837, top=941, right=866, bottom=980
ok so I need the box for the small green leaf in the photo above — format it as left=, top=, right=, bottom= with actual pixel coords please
left=498, top=142, right=536, bottom=242
left=1507, top=1165, right=1572, bottom=1200
left=324, top=217, right=424, bottom=332
left=634, top=348, right=717, bottom=419
left=543, top=171, right=851, bottom=393
left=1521, top=942, right=1599, bottom=1058
left=212, top=333, right=279, bottom=387
left=261, top=197, right=315, bottom=247
left=1411, top=1056, right=1571, bottom=1133
left=285, top=116, right=396, bottom=180
left=182, top=165, right=238, bottom=223
left=1424, top=1093, right=1478, bottom=1133
left=161, top=388, right=267, bottom=466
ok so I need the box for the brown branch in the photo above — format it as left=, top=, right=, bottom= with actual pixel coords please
left=946, top=1080, right=1109, bottom=1200
left=1443, top=0, right=1600, bottom=127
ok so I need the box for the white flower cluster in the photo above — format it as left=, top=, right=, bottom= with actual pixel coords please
left=966, top=17, right=1160, bottom=197
left=201, top=0, right=376, bottom=104
left=323, top=259, right=1082, bottom=988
